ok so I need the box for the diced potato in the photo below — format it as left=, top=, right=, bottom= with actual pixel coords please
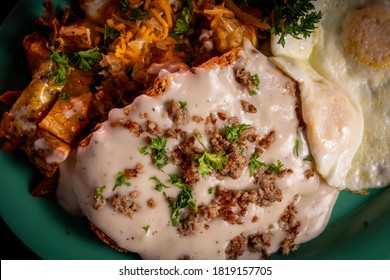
left=24, top=129, right=70, bottom=177
left=39, top=92, right=92, bottom=144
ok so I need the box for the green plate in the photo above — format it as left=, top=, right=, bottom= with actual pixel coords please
left=1, top=0, right=389, bottom=260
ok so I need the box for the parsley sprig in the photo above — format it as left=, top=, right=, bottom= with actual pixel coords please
left=104, top=24, right=120, bottom=43
left=226, top=123, right=249, bottom=144
left=71, top=46, right=102, bottom=71
left=95, top=186, right=105, bottom=199
left=169, top=1, right=193, bottom=41
left=194, top=134, right=226, bottom=178
left=120, top=0, right=129, bottom=12
left=58, top=92, right=70, bottom=101
left=129, top=8, right=149, bottom=20
left=294, top=129, right=300, bottom=157
left=47, top=45, right=73, bottom=85
left=249, top=153, right=284, bottom=176
left=168, top=174, right=198, bottom=226
left=113, top=171, right=131, bottom=190
left=139, top=136, right=169, bottom=170
left=142, top=225, right=150, bottom=233
left=150, top=176, right=171, bottom=192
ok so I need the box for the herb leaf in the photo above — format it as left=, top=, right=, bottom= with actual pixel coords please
left=142, top=225, right=150, bottom=233
left=71, top=46, right=102, bottom=71
left=179, top=101, right=187, bottom=109
left=47, top=45, right=73, bottom=85
left=168, top=174, right=198, bottom=226
left=295, top=129, right=300, bottom=157
left=113, top=171, right=131, bottom=190
left=129, top=8, right=149, bottom=20
left=249, top=153, right=284, bottom=176
left=140, top=136, right=169, bottom=170
left=194, top=134, right=226, bottom=178
left=150, top=176, right=170, bottom=192
left=195, top=151, right=227, bottom=178
left=120, top=0, right=129, bottom=13
left=104, top=24, right=120, bottom=43
left=251, top=73, right=260, bottom=87
left=169, top=6, right=193, bottom=41
left=226, top=123, right=249, bottom=144
left=95, top=186, right=105, bottom=199
left=58, top=92, right=70, bottom=101
left=150, top=136, right=169, bottom=170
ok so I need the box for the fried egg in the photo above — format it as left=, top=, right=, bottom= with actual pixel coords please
left=270, top=0, right=390, bottom=191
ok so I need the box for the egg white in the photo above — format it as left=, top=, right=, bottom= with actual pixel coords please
left=270, top=0, right=390, bottom=191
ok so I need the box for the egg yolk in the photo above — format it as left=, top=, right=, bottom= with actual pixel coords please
left=345, top=5, right=390, bottom=69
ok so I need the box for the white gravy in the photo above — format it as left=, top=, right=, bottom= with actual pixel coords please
left=57, top=43, right=339, bottom=259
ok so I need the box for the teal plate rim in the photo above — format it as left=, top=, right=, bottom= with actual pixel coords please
left=1, top=0, right=389, bottom=260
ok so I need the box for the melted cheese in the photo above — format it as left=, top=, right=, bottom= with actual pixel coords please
left=57, top=44, right=338, bottom=259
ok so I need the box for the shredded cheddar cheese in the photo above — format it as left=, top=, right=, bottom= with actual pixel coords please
left=203, top=3, right=234, bottom=16
left=99, top=0, right=260, bottom=85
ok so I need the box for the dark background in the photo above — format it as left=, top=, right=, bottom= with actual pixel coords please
left=1, top=0, right=41, bottom=260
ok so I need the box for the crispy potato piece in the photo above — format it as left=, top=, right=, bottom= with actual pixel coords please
left=58, top=22, right=95, bottom=53
left=23, top=32, right=51, bottom=75
left=1, top=60, right=63, bottom=141
left=24, top=129, right=70, bottom=177
left=39, top=92, right=92, bottom=144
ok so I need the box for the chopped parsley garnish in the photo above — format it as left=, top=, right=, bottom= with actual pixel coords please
left=226, top=123, right=249, bottom=144
left=138, top=146, right=149, bottom=154
left=194, top=134, right=226, bottom=178
left=95, top=186, right=105, bottom=199
left=113, top=171, right=131, bottom=191
left=71, top=46, right=102, bottom=71
left=169, top=6, right=193, bottom=41
left=179, top=101, right=187, bottom=109
left=58, top=92, right=70, bottom=101
left=249, top=153, right=284, bottom=176
left=208, top=187, right=214, bottom=194
left=129, top=8, right=149, bottom=21
left=47, top=45, right=73, bottom=85
left=251, top=73, right=260, bottom=87
left=168, top=174, right=198, bottom=226
left=295, top=129, right=300, bottom=157
left=150, top=176, right=170, bottom=192
left=196, top=151, right=226, bottom=178
left=142, top=225, right=150, bottom=233
left=120, top=0, right=129, bottom=12
left=104, top=24, right=120, bottom=42
left=250, top=73, right=260, bottom=95
left=139, top=136, right=169, bottom=170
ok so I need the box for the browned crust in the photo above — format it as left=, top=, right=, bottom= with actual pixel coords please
left=145, top=47, right=243, bottom=97
left=89, top=221, right=128, bottom=253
